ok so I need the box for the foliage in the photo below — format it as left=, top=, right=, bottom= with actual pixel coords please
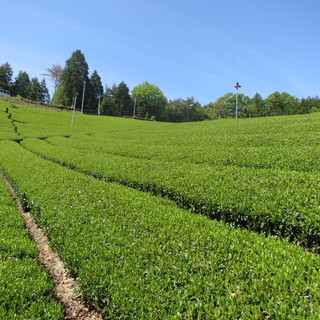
left=86, top=70, right=104, bottom=113
left=28, top=78, right=50, bottom=103
left=22, top=136, right=320, bottom=249
left=205, top=92, right=251, bottom=119
left=0, top=140, right=319, bottom=319
left=0, top=172, right=64, bottom=319
left=300, top=96, right=320, bottom=114
left=101, top=81, right=132, bottom=117
left=55, top=50, right=89, bottom=108
left=13, top=71, right=30, bottom=98
left=162, top=97, right=207, bottom=122
left=0, top=62, right=13, bottom=91
left=265, top=91, right=300, bottom=116
left=131, top=81, right=167, bottom=120
left=1, top=101, right=320, bottom=317
left=43, top=64, right=63, bottom=91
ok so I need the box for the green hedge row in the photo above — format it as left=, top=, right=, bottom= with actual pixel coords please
left=1, top=141, right=319, bottom=319
left=41, top=112, right=320, bottom=172
left=0, top=102, right=20, bottom=140
left=0, top=173, right=64, bottom=319
left=22, top=138, right=320, bottom=249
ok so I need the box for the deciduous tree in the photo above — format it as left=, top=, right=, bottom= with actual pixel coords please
left=43, top=64, right=63, bottom=91
left=131, top=82, right=167, bottom=120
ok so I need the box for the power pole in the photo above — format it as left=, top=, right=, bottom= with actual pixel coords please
left=235, top=82, right=241, bottom=119
left=81, top=80, right=86, bottom=114
left=71, top=93, right=78, bottom=126
left=133, top=97, right=136, bottom=118
left=98, top=94, right=101, bottom=115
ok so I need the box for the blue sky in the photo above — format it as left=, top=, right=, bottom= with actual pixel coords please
left=2, top=0, right=320, bottom=105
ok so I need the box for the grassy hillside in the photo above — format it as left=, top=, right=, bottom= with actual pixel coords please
left=0, top=97, right=319, bottom=319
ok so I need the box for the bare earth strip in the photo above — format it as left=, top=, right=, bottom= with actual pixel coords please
left=5, top=178, right=103, bottom=320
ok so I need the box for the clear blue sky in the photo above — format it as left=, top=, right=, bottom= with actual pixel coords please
left=2, top=0, right=320, bottom=105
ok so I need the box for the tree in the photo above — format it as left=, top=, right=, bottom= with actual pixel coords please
left=208, top=93, right=234, bottom=118
left=28, top=77, right=42, bottom=101
left=0, top=62, right=13, bottom=91
left=17, top=76, right=50, bottom=103
left=14, top=71, right=30, bottom=98
left=162, top=100, right=184, bottom=122
left=246, top=93, right=265, bottom=117
left=40, top=79, right=50, bottom=103
left=101, top=82, right=132, bottom=117
left=266, top=92, right=299, bottom=116
left=131, top=82, right=167, bottom=120
left=300, top=96, right=320, bottom=114
left=55, top=50, right=89, bottom=108
left=101, top=85, right=114, bottom=115
left=43, top=64, right=63, bottom=91
left=163, top=97, right=205, bottom=122
left=113, top=81, right=132, bottom=116
left=204, top=93, right=250, bottom=119
left=86, top=70, right=104, bottom=112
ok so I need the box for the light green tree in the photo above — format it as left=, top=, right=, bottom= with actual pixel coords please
left=266, top=92, right=299, bottom=116
left=131, top=82, right=167, bottom=120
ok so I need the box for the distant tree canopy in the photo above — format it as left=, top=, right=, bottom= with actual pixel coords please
left=101, top=81, right=132, bottom=117
left=204, top=93, right=250, bottom=119
left=131, top=82, right=167, bottom=120
left=204, top=92, right=320, bottom=120
left=0, top=62, right=50, bottom=103
left=2, top=50, right=320, bottom=121
left=161, top=97, right=206, bottom=122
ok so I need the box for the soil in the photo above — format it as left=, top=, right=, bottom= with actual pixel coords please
left=5, top=179, right=103, bottom=320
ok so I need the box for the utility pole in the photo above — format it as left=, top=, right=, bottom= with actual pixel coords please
left=235, top=82, right=241, bottom=119
left=71, top=93, right=78, bottom=126
left=98, top=94, right=101, bottom=115
left=133, top=97, right=136, bottom=118
left=81, top=80, right=86, bottom=114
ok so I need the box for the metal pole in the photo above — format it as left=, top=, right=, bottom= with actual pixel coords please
left=71, top=96, right=76, bottom=126
left=235, top=82, right=241, bottom=119
left=81, top=80, right=86, bottom=114
left=133, top=97, right=136, bottom=118
left=98, top=95, right=101, bottom=115
left=236, top=87, right=239, bottom=119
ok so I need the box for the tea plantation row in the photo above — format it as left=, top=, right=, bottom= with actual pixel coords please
left=0, top=140, right=319, bottom=319
left=22, top=137, right=320, bottom=249
left=0, top=172, right=64, bottom=319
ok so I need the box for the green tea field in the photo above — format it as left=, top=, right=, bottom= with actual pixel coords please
left=0, top=98, right=319, bottom=319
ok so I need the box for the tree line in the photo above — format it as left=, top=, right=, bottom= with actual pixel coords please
left=1, top=49, right=320, bottom=122
left=205, top=92, right=320, bottom=119
left=0, top=62, right=50, bottom=103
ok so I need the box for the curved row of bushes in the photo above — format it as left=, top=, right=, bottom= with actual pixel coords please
left=22, top=137, right=320, bottom=250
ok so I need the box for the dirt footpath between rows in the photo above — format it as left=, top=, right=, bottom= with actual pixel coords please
left=5, top=179, right=103, bottom=320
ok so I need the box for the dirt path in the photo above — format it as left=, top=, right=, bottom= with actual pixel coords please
left=5, top=178, right=103, bottom=320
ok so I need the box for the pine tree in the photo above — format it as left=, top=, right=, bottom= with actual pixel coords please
left=0, top=62, right=13, bottom=91
left=56, top=50, right=89, bottom=108
left=14, top=71, right=30, bottom=98
left=87, top=70, right=104, bottom=112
